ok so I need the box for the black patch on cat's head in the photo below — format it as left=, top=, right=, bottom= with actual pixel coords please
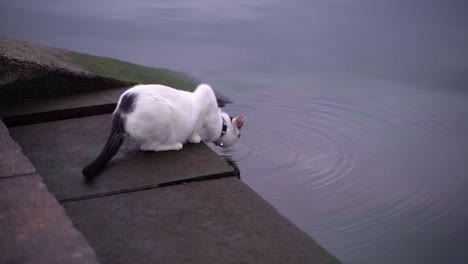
left=119, top=93, right=138, bottom=114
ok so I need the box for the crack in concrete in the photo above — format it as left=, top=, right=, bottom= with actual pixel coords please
left=59, top=170, right=239, bottom=204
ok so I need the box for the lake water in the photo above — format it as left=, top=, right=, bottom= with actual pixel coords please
left=1, top=0, right=468, bottom=263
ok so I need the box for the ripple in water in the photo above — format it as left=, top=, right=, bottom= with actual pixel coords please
left=215, top=85, right=468, bottom=264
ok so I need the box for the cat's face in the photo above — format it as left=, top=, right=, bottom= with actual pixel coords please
left=219, top=113, right=246, bottom=148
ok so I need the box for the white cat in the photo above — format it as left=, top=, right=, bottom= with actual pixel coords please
left=83, top=83, right=245, bottom=178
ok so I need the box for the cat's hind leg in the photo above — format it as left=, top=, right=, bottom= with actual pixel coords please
left=140, top=122, right=183, bottom=152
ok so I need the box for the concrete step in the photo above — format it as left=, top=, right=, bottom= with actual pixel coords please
left=0, top=87, right=127, bottom=127
left=64, top=177, right=339, bottom=264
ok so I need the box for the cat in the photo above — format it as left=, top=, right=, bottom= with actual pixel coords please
left=82, top=83, right=245, bottom=179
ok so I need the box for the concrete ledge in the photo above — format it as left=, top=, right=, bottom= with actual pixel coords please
left=64, top=177, right=340, bottom=264
left=0, top=87, right=127, bottom=127
left=0, top=37, right=200, bottom=105
left=0, top=54, right=130, bottom=105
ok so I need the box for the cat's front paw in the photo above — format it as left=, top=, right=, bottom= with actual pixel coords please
left=189, top=134, right=201, bottom=144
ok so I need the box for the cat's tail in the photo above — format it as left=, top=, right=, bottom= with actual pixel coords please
left=82, top=113, right=126, bottom=179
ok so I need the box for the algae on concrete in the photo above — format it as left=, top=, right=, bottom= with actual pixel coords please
left=61, top=53, right=198, bottom=91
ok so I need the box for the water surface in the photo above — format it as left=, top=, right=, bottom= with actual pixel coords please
left=1, top=0, right=468, bottom=263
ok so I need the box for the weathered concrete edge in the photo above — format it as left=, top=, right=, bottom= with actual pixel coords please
left=0, top=119, right=101, bottom=264
left=0, top=54, right=133, bottom=105
left=0, top=37, right=234, bottom=106
left=0, top=119, right=36, bottom=178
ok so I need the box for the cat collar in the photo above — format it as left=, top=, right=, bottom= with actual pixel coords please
left=215, top=116, right=228, bottom=147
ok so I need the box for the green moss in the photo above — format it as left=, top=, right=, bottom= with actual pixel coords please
left=63, top=53, right=199, bottom=91
left=315, top=243, right=342, bottom=264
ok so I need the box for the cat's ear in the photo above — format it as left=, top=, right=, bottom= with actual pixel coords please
left=217, top=97, right=233, bottom=108
left=217, top=99, right=226, bottom=108
left=234, top=115, right=246, bottom=129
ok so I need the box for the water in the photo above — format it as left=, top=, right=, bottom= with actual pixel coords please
left=1, top=0, right=468, bottom=263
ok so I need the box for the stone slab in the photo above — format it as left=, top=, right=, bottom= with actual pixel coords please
left=9, top=114, right=235, bottom=201
left=0, top=174, right=99, bottom=264
left=0, top=120, right=36, bottom=178
left=64, top=177, right=340, bottom=264
left=0, top=87, right=126, bottom=126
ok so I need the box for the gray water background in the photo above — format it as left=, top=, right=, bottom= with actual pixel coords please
left=1, top=0, right=468, bottom=263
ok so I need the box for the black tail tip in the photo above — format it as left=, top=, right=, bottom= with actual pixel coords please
left=82, top=165, right=100, bottom=180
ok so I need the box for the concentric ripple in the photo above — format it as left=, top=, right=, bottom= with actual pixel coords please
left=215, top=85, right=468, bottom=264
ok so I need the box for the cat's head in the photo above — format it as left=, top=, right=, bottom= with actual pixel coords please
left=217, top=112, right=246, bottom=148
